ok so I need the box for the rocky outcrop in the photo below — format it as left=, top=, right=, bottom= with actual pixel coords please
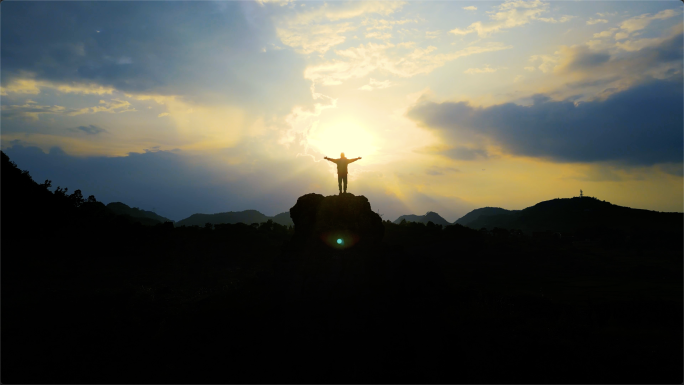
left=289, top=193, right=384, bottom=249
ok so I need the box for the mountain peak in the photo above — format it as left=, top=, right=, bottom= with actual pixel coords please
left=393, top=211, right=450, bottom=226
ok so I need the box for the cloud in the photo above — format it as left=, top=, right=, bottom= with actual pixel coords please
left=1, top=102, right=68, bottom=120
left=615, top=36, right=672, bottom=52
left=593, top=28, right=618, bottom=38
left=425, top=30, right=441, bottom=39
left=278, top=23, right=355, bottom=54
left=2, top=2, right=312, bottom=114
left=512, top=29, right=681, bottom=107
left=127, top=92, right=249, bottom=150
left=280, top=94, right=338, bottom=147
left=464, top=65, right=503, bottom=74
left=527, top=54, right=558, bottom=73
left=618, top=9, right=678, bottom=37
left=304, top=42, right=512, bottom=86
left=255, top=0, right=293, bottom=6
left=1, top=77, right=117, bottom=96
left=275, top=2, right=404, bottom=54
left=115, top=57, right=133, bottom=65
left=3, top=98, right=122, bottom=127
left=365, top=31, right=392, bottom=40
left=536, top=15, right=574, bottom=24
left=559, top=29, right=682, bottom=78
left=658, top=162, right=683, bottom=177
left=586, top=18, right=608, bottom=25
left=0, top=78, right=41, bottom=95
left=553, top=46, right=610, bottom=73
left=463, top=6, right=477, bottom=11
left=425, top=166, right=460, bottom=175
left=75, top=125, right=107, bottom=135
left=442, top=146, right=489, bottom=161
left=358, top=78, right=393, bottom=91
left=67, top=99, right=135, bottom=116
left=590, top=9, right=680, bottom=42
left=585, top=40, right=608, bottom=50
left=449, top=0, right=573, bottom=38
left=407, top=78, right=683, bottom=166
left=364, top=18, right=416, bottom=31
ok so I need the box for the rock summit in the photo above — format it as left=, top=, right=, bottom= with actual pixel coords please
left=289, top=193, right=384, bottom=249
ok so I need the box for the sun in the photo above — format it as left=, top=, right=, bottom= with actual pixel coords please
left=308, top=122, right=377, bottom=159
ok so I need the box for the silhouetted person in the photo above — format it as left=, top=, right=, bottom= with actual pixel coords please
left=324, top=152, right=361, bottom=194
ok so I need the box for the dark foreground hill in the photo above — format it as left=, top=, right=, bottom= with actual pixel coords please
left=393, top=211, right=450, bottom=226
left=175, top=209, right=293, bottom=227
left=454, top=206, right=518, bottom=226
left=2, top=151, right=682, bottom=384
left=467, top=196, right=683, bottom=234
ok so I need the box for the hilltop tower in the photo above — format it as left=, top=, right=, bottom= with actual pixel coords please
left=580, top=189, right=583, bottom=198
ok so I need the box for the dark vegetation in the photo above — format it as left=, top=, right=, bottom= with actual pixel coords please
left=2, top=151, right=682, bottom=384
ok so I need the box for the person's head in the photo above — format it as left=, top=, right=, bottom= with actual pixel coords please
left=341, top=152, right=346, bottom=158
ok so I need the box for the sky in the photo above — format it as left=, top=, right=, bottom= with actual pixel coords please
left=2, top=0, right=682, bottom=222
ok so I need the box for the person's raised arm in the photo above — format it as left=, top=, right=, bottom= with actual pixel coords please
left=324, top=156, right=334, bottom=163
left=350, top=157, right=362, bottom=163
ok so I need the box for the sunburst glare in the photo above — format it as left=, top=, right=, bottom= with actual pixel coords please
left=308, top=122, right=377, bottom=160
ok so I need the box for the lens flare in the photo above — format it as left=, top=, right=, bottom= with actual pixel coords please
left=321, top=230, right=359, bottom=249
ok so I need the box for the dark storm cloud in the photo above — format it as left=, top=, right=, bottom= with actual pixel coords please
left=557, top=32, right=683, bottom=75
left=407, top=78, right=683, bottom=166
left=75, top=125, right=107, bottom=135
left=1, top=1, right=311, bottom=113
left=563, top=48, right=610, bottom=72
left=651, top=30, right=683, bottom=62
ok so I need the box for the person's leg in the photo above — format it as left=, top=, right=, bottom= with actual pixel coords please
left=343, top=174, right=348, bottom=193
left=338, top=174, right=342, bottom=193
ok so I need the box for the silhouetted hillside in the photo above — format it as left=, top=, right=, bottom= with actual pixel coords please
left=271, top=211, right=294, bottom=227
left=175, top=209, right=292, bottom=227
left=467, top=196, right=683, bottom=234
left=393, top=211, right=450, bottom=226
left=455, top=207, right=517, bottom=226
left=106, top=202, right=173, bottom=225
left=0, top=150, right=160, bottom=232
left=2, top=151, right=682, bottom=384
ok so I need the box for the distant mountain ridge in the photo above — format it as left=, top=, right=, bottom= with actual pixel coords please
left=465, top=196, right=682, bottom=233
left=106, top=202, right=173, bottom=225
left=175, top=210, right=293, bottom=227
left=454, top=207, right=519, bottom=227
left=393, top=211, right=451, bottom=226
